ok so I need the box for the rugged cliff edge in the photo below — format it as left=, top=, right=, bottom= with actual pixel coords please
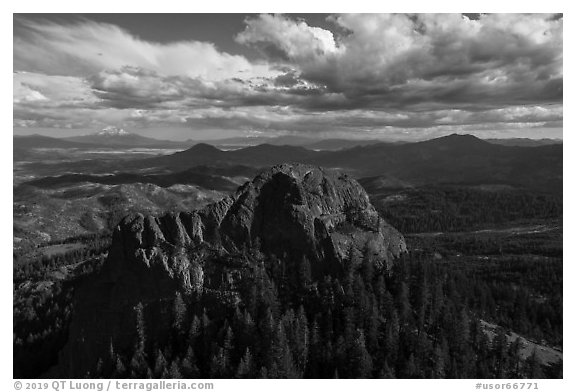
left=57, top=164, right=406, bottom=377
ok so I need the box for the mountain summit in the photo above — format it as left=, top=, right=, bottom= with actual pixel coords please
left=108, top=163, right=406, bottom=289
left=64, top=128, right=182, bottom=148
left=96, top=126, right=131, bottom=137
left=58, top=164, right=406, bottom=376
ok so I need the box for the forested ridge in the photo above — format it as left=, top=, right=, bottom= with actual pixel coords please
left=13, top=235, right=110, bottom=378
left=14, top=243, right=562, bottom=378
left=13, top=185, right=562, bottom=379
left=83, top=249, right=562, bottom=379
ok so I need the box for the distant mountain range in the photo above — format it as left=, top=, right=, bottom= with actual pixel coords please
left=14, top=132, right=562, bottom=194
left=135, top=134, right=562, bottom=194
left=192, top=135, right=389, bottom=150
left=12, top=133, right=388, bottom=151
left=63, top=127, right=183, bottom=148
left=196, top=135, right=562, bottom=149
left=14, top=129, right=561, bottom=151
left=14, top=128, right=184, bottom=150
left=485, top=138, right=562, bottom=147
left=14, top=134, right=96, bottom=150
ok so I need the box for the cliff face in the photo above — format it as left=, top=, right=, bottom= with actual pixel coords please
left=58, top=164, right=406, bottom=377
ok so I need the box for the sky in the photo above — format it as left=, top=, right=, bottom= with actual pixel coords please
left=13, top=13, right=563, bottom=141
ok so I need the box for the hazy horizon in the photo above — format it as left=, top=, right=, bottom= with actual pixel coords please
left=14, top=14, right=562, bottom=142
left=11, top=128, right=565, bottom=142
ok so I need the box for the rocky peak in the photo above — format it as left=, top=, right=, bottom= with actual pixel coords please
left=58, top=164, right=406, bottom=377
left=106, top=164, right=406, bottom=294
left=217, top=164, right=403, bottom=262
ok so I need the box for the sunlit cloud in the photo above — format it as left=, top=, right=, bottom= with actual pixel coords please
left=13, top=14, right=562, bottom=139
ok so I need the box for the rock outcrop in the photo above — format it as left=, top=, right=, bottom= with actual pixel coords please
left=57, top=164, right=406, bottom=377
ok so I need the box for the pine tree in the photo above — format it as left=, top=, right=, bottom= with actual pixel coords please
left=172, top=291, right=187, bottom=332
left=349, top=330, right=373, bottom=378
left=430, top=280, right=445, bottom=327
left=378, top=360, right=396, bottom=379
left=294, top=306, right=309, bottom=374
left=188, top=315, right=201, bottom=343
left=94, top=358, right=104, bottom=378
left=307, top=318, right=322, bottom=377
left=169, top=361, right=182, bottom=379
left=397, top=281, right=412, bottom=329
left=129, top=350, right=149, bottom=378
left=298, top=255, right=312, bottom=288
left=414, top=273, right=430, bottom=334
left=508, top=337, right=523, bottom=378
left=365, top=303, right=380, bottom=350
left=154, top=349, right=168, bottom=378
left=181, top=347, right=200, bottom=378
left=383, top=308, right=400, bottom=364
left=134, top=302, right=146, bottom=353
left=432, top=342, right=447, bottom=378
left=492, top=328, right=509, bottom=378
left=209, top=346, right=228, bottom=378
left=258, top=308, right=275, bottom=365
left=343, top=307, right=356, bottom=344
left=360, top=249, right=374, bottom=283
left=200, top=308, right=211, bottom=358
left=113, top=357, right=127, bottom=378
left=106, top=339, right=116, bottom=376
left=453, top=309, right=470, bottom=354
left=236, top=348, right=253, bottom=378
left=404, top=353, right=418, bottom=378
left=223, top=326, right=235, bottom=370
left=239, top=310, right=256, bottom=353
left=271, top=321, right=297, bottom=378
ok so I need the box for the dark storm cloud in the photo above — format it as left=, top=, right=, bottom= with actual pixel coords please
left=274, top=71, right=300, bottom=87
left=238, top=14, right=563, bottom=109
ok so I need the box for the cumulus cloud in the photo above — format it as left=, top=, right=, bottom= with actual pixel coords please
left=88, top=67, right=195, bottom=109
left=237, top=13, right=563, bottom=109
left=13, top=14, right=562, bottom=139
left=236, top=14, right=339, bottom=63
left=86, top=65, right=338, bottom=112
